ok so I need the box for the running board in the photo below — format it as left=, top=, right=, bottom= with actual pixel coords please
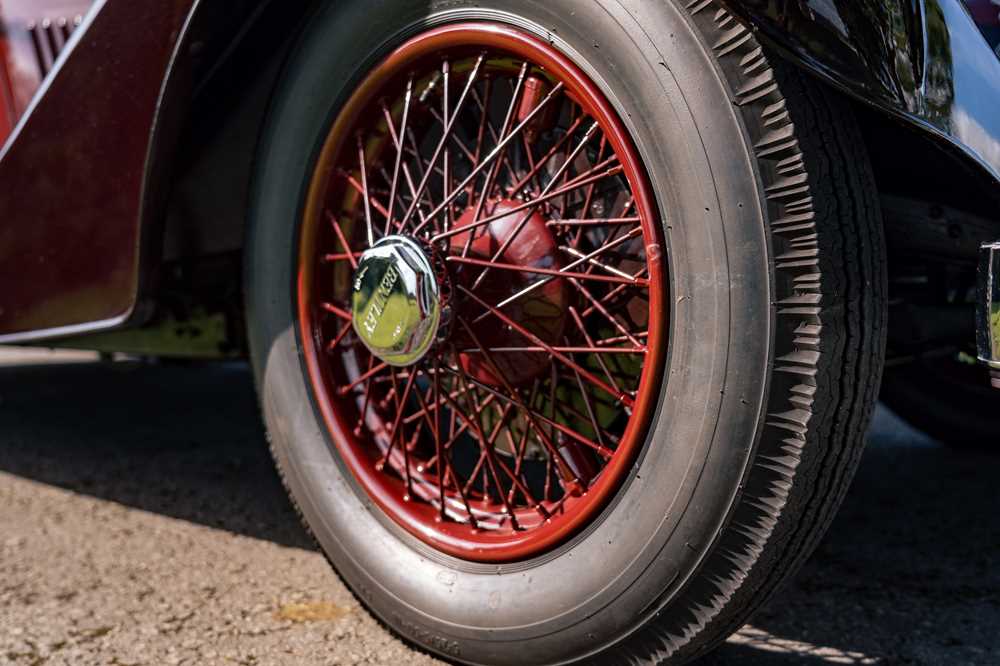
left=977, top=241, right=1000, bottom=388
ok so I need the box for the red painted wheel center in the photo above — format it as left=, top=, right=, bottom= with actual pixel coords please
left=450, top=199, right=568, bottom=387
left=297, top=23, right=667, bottom=562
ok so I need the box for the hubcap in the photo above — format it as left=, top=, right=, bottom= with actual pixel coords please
left=351, top=236, right=443, bottom=367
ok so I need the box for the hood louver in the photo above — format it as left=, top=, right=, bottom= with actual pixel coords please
left=27, top=15, right=83, bottom=78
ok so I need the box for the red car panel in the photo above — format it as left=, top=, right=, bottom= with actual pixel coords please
left=0, top=0, right=194, bottom=340
left=0, top=1, right=92, bottom=146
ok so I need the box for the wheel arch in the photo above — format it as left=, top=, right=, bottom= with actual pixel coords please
left=719, top=0, right=1000, bottom=215
left=162, top=0, right=1000, bottom=266
left=152, top=1, right=320, bottom=267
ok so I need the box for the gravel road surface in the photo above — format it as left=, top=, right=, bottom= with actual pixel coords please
left=0, top=348, right=997, bottom=665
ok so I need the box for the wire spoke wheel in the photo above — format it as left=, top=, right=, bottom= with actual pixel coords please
left=250, top=2, right=888, bottom=660
left=297, top=24, right=666, bottom=561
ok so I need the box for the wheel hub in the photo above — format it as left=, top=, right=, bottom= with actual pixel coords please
left=351, top=235, right=443, bottom=367
left=450, top=200, right=569, bottom=386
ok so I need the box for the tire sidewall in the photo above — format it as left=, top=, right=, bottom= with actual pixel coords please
left=246, top=1, right=771, bottom=663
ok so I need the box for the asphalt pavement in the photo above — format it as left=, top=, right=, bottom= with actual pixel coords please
left=0, top=348, right=997, bottom=665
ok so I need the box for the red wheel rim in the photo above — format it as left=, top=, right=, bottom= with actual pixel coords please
left=298, top=23, right=667, bottom=562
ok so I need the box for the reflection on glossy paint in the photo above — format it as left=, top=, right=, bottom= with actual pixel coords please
left=0, top=1, right=94, bottom=145
left=964, top=0, right=1000, bottom=50
left=726, top=0, right=1000, bottom=186
left=0, top=0, right=198, bottom=338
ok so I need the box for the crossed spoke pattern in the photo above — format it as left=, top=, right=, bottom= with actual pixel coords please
left=302, top=34, right=664, bottom=557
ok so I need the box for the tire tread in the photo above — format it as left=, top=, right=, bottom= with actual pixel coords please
left=597, top=2, right=886, bottom=662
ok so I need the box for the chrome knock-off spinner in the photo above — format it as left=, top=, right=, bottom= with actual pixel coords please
left=350, top=236, right=442, bottom=367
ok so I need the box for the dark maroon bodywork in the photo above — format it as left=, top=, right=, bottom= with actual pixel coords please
left=0, top=0, right=196, bottom=340
left=0, top=0, right=998, bottom=344
left=0, top=1, right=87, bottom=141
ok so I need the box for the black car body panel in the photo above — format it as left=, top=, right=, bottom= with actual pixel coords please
left=721, top=0, right=1000, bottom=188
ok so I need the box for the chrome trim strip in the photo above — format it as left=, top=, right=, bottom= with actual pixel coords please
left=0, top=313, right=130, bottom=345
left=977, top=241, right=1000, bottom=370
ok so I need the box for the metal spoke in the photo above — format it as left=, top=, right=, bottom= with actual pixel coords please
left=569, top=277, right=644, bottom=349
left=473, top=226, right=643, bottom=320
left=568, top=306, right=624, bottom=398
left=547, top=216, right=640, bottom=228
left=411, top=80, right=566, bottom=235
left=356, top=135, right=375, bottom=247
left=470, top=121, right=601, bottom=290
left=321, top=301, right=352, bottom=322
left=343, top=171, right=392, bottom=222
left=325, top=212, right=359, bottom=270
left=558, top=244, right=640, bottom=281
left=399, top=54, right=486, bottom=231
left=379, top=368, right=419, bottom=466
left=459, top=287, right=633, bottom=406
left=506, top=113, right=587, bottom=198
left=445, top=254, right=648, bottom=286
left=385, top=75, right=413, bottom=234
left=337, top=360, right=389, bottom=396
left=440, top=360, right=614, bottom=460
left=441, top=61, right=454, bottom=234
left=326, top=322, right=353, bottom=353
left=430, top=159, right=622, bottom=243
left=461, top=62, right=529, bottom=263
left=458, top=345, right=645, bottom=355
left=321, top=252, right=364, bottom=264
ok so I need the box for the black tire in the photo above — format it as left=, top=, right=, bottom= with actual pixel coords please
left=882, top=358, right=1000, bottom=447
left=245, top=1, right=886, bottom=663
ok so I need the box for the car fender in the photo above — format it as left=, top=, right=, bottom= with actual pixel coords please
left=719, top=0, right=1000, bottom=189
